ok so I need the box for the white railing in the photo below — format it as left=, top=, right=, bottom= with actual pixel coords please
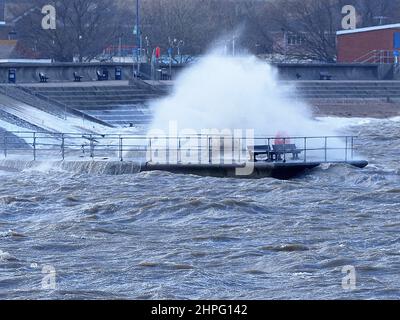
left=353, top=50, right=394, bottom=64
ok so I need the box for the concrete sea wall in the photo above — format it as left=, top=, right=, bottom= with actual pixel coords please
left=0, top=62, right=395, bottom=83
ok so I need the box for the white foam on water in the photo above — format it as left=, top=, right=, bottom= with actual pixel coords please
left=21, top=161, right=65, bottom=173
left=0, top=159, right=142, bottom=176
left=389, top=116, right=400, bottom=122
left=0, top=249, right=15, bottom=262
left=315, top=117, right=375, bottom=130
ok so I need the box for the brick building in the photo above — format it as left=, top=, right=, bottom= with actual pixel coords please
left=337, top=23, right=400, bottom=63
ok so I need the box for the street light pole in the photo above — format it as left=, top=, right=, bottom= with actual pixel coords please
left=373, top=16, right=388, bottom=25
left=169, top=38, right=185, bottom=64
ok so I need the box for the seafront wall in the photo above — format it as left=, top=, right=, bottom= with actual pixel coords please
left=0, top=62, right=394, bottom=83
left=0, top=63, right=135, bottom=84
left=0, top=159, right=368, bottom=180
left=276, top=63, right=394, bottom=80
left=0, top=159, right=318, bottom=179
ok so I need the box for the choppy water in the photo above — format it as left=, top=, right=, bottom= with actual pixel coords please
left=0, top=118, right=399, bottom=300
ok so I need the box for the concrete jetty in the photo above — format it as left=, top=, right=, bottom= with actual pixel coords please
left=0, top=159, right=368, bottom=180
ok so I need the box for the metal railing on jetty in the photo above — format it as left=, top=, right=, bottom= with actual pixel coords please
left=0, top=131, right=357, bottom=164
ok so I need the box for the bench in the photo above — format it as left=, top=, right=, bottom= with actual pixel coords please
left=158, top=68, right=171, bottom=80
left=271, top=144, right=302, bottom=160
left=319, top=72, right=332, bottom=80
left=73, top=72, right=83, bottom=82
left=248, top=145, right=271, bottom=162
left=39, top=72, right=49, bottom=83
left=96, top=70, right=108, bottom=81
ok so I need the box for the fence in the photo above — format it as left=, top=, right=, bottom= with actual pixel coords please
left=0, top=131, right=357, bottom=164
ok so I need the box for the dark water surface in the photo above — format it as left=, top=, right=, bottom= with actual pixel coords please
left=0, top=118, right=399, bottom=299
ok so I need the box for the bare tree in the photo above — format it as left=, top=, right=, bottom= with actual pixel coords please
left=356, top=0, right=400, bottom=26
left=269, top=0, right=343, bottom=62
left=241, top=0, right=276, bottom=54
left=139, top=0, right=215, bottom=55
left=12, top=0, right=400, bottom=62
left=16, top=0, right=123, bottom=62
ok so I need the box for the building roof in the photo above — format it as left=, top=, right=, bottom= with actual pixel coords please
left=337, top=23, right=400, bottom=36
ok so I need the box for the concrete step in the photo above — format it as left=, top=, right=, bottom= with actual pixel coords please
left=36, top=90, right=151, bottom=96
left=29, top=85, right=144, bottom=92
left=45, top=95, right=157, bottom=102
left=294, top=91, right=400, bottom=96
left=90, top=114, right=153, bottom=119
left=295, top=87, right=400, bottom=92
left=88, top=110, right=152, bottom=115
left=106, top=121, right=150, bottom=126
left=73, top=106, right=152, bottom=111
left=89, top=114, right=152, bottom=119
left=88, top=117, right=152, bottom=124
left=291, top=92, right=400, bottom=99
left=291, top=82, right=400, bottom=86
left=294, top=86, right=400, bottom=91
left=66, top=100, right=149, bottom=106
left=40, top=91, right=155, bottom=97
left=293, top=87, right=400, bottom=91
left=286, top=81, right=400, bottom=86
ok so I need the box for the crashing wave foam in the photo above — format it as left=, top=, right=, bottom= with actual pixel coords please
left=0, top=160, right=142, bottom=175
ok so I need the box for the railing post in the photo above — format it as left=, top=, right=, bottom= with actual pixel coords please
left=208, top=136, right=212, bottom=164
left=148, top=138, right=152, bottom=163
left=61, top=133, right=65, bottom=160
left=33, top=132, right=36, bottom=161
left=119, top=136, right=123, bottom=162
left=351, top=136, right=354, bottom=160
left=324, top=137, right=327, bottom=162
left=220, top=136, right=223, bottom=165
left=304, top=137, right=307, bottom=163
left=166, top=137, right=170, bottom=164
left=345, top=136, right=348, bottom=162
left=283, top=138, right=286, bottom=162
left=89, top=134, right=94, bottom=159
left=177, top=138, right=181, bottom=163
left=198, top=135, right=201, bottom=164
left=232, top=136, right=235, bottom=164
left=238, top=138, right=241, bottom=163
left=3, top=134, right=7, bottom=158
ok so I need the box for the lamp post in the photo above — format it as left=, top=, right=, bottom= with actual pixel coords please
left=373, top=16, right=388, bottom=25
left=169, top=37, right=185, bottom=64
left=144, top=36, right=150, bottom=60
